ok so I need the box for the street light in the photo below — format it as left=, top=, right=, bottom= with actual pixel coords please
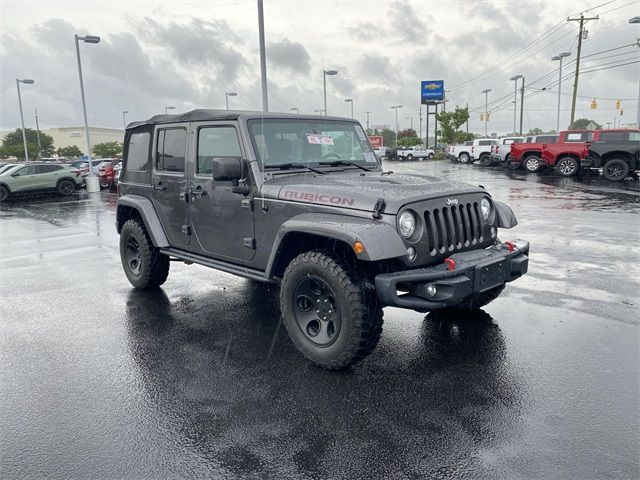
left=74, top=33, right=101, bottom=192
left=482, top=89, right=491, bottom=137
left=16, top=78, right=34, bottom=162
left=323, top=69, right=338, bottom=116
left=164, top=106, right=175, bottom=114
left=390, top=105, right=402, bottom=144
left=314, top=109, right=326, bottom=114
left=630, top=17, right=640, bottom=127
left=225, top=92, right=237, bottom=110
left=551, top=52, right=571, bottom=132
left=344, top=98, right=353, bottom=118
left=510, top=75, right=523, bottom=134
left=290, top=107, right=299, bottom=114
left=122, top=110, right=129, bottom=130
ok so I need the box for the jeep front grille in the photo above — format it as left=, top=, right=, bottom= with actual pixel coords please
left=423, top=202, right=484, bottom=255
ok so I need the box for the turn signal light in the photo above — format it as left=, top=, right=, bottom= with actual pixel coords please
left=353, top=241, right=365, bottom=254
left=505, top=241, right=516, bottom=252
left=445, top=258, right=456, bottom=270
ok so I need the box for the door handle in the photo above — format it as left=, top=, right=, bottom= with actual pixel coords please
left=152, top=183, right=166, bottom=191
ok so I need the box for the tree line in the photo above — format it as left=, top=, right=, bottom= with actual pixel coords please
left=0, top=128, right=123, bottom=160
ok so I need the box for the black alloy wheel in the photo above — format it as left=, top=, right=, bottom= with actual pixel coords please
left=124, top=235, right=143, bottom=277
left=602, top=159, right=630, bottom=182
left=293, top=276, right=341, bottom=346
left=57, top=179, right=75, bottom=195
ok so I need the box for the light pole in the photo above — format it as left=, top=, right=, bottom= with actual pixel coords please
left=406, top=116, right=413, bottom=130
left=390, top=105, right=402, bottom=144
left=16, top=78, right=34, bottom=162
left=164, top=106, right=175, bottom=114
left=290, top=107, right=299, bottom=114
left=365, top=111, right=371, bottom=130
left=323, top=69, right=338, bottom=116
left=34, top=108, right=42, bottom=157
left=225, top=92, right=237, bottom=110
left=344, top=98, right=353, bottom=118
left=482, top=89, right=491, bottom=137
left=510, top=75, right=522, bottom=134
left=122, top=110, right=128, bottom=130
left=630, top=16, right=640, bottom=127
left=551, top=53, right=571, bottom=133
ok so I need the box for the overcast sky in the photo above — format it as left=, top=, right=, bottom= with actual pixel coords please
left=1, top=0, right=638, bottom=136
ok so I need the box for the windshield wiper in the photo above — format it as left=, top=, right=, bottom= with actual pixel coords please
left=318, top=160, right=373, bottom=172
left=265, top=163, right=325, bottom=174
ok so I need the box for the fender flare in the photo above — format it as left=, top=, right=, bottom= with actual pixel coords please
left=494, top=201, right=518, bottom=229
left=116, top=194, right=169, bottom=247
left=265, top=213, right=408, bottom=277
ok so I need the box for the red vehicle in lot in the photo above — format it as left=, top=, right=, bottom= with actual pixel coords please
left=509, top=130, right=594, bottom=174
left=98, top=160, right=122, bottom=190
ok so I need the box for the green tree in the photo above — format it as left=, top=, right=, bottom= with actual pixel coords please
left=57, top=146, right=84, bottom=158
left=1, top=128, right=55, bottom=159
left=527, top=127, right=543, bottom=135
left=435, top=107, right=469, bottom=145
left=92, top=141, right=123, bottom=158
left=380, top=128, right=396, bottom=148
left=455, top=131, right=475, bottom=143
left=569, top=118, right=601, bottom=129
left=396, top=136, right=423, bottom=147
left=397, top=128, right=417, bottom=139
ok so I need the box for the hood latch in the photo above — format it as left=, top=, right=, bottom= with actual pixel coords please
left=372, top=198, right=386, bottom=220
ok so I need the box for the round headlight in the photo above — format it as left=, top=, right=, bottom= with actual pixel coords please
left=398, top=210, right=416, bottom=238
left=480, top=198, right=491, bottom=220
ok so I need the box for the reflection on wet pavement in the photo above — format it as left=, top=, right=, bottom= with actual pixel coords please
left=0, top=162, right=638, bottom=479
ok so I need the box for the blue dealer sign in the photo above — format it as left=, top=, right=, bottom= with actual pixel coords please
left=421, top=80, right=445, bottom=104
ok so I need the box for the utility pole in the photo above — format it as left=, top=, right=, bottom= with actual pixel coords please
left=418, top=107, right=422, bottom=144
left=365, top=111, right=370, bottom=130
left=34, top=109, right=42, bottom=157
left=482, top=89, right=491, bottom=137
left=568, top=13, right=599, bottom=127
left=257, top=0, right=269, bottom=112
left=519, top=77, right=525, bottom=135
left=425, top=104, right=430, bottom=147
left=465, top=102, right=469, bottom=135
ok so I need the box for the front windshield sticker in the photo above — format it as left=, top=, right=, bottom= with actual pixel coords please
left=364, top=152, right=377, bottom=163
left=306, top=133, right=334, bottom=145
left=355, top=126, right=367, bottom=141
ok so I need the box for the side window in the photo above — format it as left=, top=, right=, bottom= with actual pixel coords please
left=156, top=128, right=186, bottom=173
left=197, top=126, right=241, bottom=175
left=629, top=132, right=640, bottom=142
left=15, top=165, right=36, bottom=176
left=127, top=131, right=150, bottom=171
left=600, top=131, right=626, bottom=142
left=35, top=165, right=50, bottom=174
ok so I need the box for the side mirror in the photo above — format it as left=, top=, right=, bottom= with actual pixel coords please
left=212, top=157, right=242, bottom=182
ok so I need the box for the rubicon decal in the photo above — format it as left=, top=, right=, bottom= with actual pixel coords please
left=283, top=190, right=355, bottom=206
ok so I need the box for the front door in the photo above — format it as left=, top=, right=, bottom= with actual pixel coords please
left=151, top=126, right=191, bottom=247
left=188, top=123, right=255, bottom=261
left=10, top=165, right=40, bottom=192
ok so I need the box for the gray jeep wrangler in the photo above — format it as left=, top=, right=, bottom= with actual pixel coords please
left=116, top=110, right=529, bottom=369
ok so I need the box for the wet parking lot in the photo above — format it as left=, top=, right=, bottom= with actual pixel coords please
left=1, top=161, right=638, bottom=479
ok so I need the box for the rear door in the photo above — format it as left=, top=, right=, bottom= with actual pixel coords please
left=151, top=125, right=191, bottom=247
left=188, top=122, right=255, bottom=261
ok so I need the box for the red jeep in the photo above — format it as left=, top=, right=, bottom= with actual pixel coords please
left=510, top=130, right=593, bottom=175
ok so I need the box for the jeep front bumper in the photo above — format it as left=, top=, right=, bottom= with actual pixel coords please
left=375, top=240, right=529, bottom=311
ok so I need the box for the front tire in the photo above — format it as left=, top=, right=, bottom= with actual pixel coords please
left=459, top=152, right=470, bottom=163
left=602, top=158, right=630, bottom=182
left=556, top=157, right=579, bottom=177
left=479, top=154, right=492, bottom=167
left=119, top=219, right=170, bottom=289
left=524, top=156, right=542, bottom=173
left=280, top=251, right=383, bottom=370
left=57, top=179, right=76, bottom=196
left=0, top=185, right=9, bottom=202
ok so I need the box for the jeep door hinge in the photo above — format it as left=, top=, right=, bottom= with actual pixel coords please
left=243, top=237, right=255, bottom=249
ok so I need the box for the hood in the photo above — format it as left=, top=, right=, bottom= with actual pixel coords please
left=260, top=171, right=485, bottom=214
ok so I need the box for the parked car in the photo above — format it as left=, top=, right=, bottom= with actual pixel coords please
left=447, top=140, right=474, bottom=162
left=78, top=160, right=105, bottom=177
left=539, top=142, right=590, bottom=176
left=584, top=129, right=640, bottom=181
left=98, top=160, right=122, bottom=190
left=396, top=145, right=435, bottom=161
left=373, top=146, right=388, bottom=159
left=482, top=137, right=525, bottom=166
left=115, top=109, right=529, bottom=370
left=0, top=163, right=84, bottom=202
left=508, top=134, right=562, bottom=171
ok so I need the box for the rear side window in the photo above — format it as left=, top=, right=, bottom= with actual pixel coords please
left=478, top=140, right=498, bottom=146
left=197, top=126, right=242, bottom=175
left=538, top=135, right=558, bottom=143
left=599, top=131, right=627, bottom=142
left=156, top=128, right=186, bottom=173
left=629, top=132, right=640, bottom=142
left=127, top=132, right=150, bottom=171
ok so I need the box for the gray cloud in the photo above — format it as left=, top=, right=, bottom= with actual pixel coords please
left=268, top=39, right=311, bottom=73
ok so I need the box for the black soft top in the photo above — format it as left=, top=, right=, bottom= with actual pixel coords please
left=126, top=109, right=352, bottom=130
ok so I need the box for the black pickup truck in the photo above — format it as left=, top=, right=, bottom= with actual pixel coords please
left=587, top=129, right=640, bottom=181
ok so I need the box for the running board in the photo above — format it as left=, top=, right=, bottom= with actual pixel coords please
left=160, top=248, right=277, bottom=284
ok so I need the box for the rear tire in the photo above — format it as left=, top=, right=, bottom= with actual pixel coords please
left=280, top=251, right=383, bottom=370
left=406, top=154, right=414, bottom=161
left=479, top=154, right=492, bottom=167
left=120, top=219, right=170, bottom=289
left=556, top=157, right=579, bottom=177
left=602, top=158, right=630, bottom=182
left=428, top=153, right=434, bottom=160
left=443, top=285, right=505, bottom=312
left=0, top=185, right=9, bottom=202
left=459, top=152, right=470, bottom=163
left=524, top=156, right=542, bottom=173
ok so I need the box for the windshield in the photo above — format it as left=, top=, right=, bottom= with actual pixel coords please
left=248, top=119, right=378, bottom=169
left=0, top=165, right=17, bottom=175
